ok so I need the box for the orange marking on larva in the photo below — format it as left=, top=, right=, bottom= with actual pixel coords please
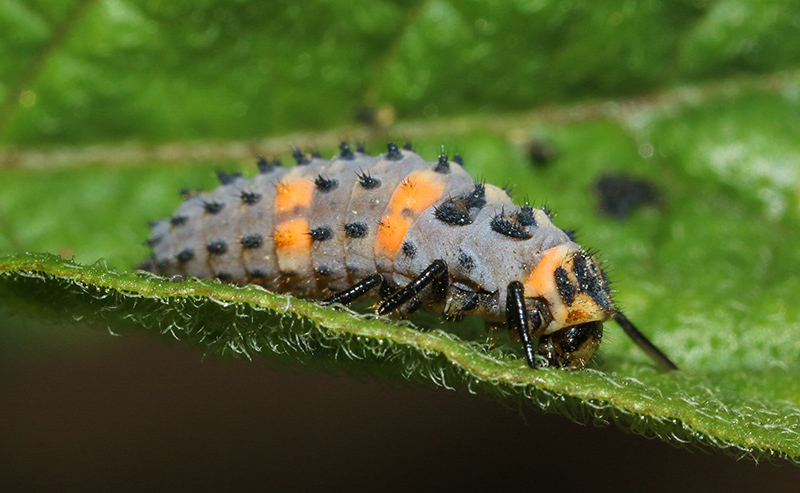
left=273, top=218, right=312, bottom=253
left=387, top=171, right=445, bottom=216
left=274, top=179, right=314, bottom=215
left=375, top=214, right=410, bottom=259
left=376, top=170, right=446, bottom=261
left=524, top=244, right=573, bottom=297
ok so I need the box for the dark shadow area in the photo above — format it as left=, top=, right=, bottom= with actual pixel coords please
left=0, top=331, right=796, bottom=491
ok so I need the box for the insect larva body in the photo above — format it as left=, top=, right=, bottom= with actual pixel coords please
left=144, top=143, right=677, bottom=370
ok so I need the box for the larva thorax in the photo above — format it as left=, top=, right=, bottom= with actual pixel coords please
left=144, top=142, right=668, bottom=370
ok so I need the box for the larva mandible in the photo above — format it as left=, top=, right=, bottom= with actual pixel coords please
left=143, top=142, right=677, bottom=370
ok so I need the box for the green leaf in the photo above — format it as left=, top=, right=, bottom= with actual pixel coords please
left=2, top=0, right=800, bottom=463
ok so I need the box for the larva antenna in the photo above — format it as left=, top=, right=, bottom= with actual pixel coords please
left=613, top=311, right=678, bottom=371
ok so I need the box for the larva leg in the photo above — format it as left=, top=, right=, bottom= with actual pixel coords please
left=321, top=274, right=384, bottom=306
left=506, top=281, right=538, bottom=368
left=613, top=312, right=678, bottom=371
left=377, top=260, right=448, bottom=315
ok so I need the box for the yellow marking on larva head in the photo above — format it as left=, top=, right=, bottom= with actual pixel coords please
left=275, top=179, right=314, bottom=215
left=375, top=169, right=446, bottom=260
left=524, top=244, right=612, bottom=334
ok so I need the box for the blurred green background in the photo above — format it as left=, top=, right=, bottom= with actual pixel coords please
left=2, top=0, right=800, bottom=488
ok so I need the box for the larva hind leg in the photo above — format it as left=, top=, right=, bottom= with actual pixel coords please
left=377, top=260, right=449, bottom=317
left=321, top=259, right=449, bottom=318
left=321, top=274, right=385, bottom=306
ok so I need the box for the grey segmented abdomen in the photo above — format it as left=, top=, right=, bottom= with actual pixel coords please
left=145, top=143, right=573, bottom=322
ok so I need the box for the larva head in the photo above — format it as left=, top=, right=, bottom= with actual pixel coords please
left=524, top=245, right=615, bottom=368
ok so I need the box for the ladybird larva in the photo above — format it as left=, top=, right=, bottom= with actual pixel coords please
left=143, top=142, right=677, bottom=370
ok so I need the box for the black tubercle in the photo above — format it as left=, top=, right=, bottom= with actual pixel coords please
left=256, top=157, right=281, bottom=174
left=315, top=175, right=338, bottom=193
left=554, top=266, right=576, bottom=305
left=491, top=215, right=531, bottom=240
left=249, top=270, right=267, bottom=279
left=170, top=216, right=188, bottom=227
left=434, top=183, right=486, bottom=226
left=358, top=171, right=381, bottom=190
left=203, top=201, right=224, bottom=214
left=240, top=191, right=262, bottom=205
left=572, top=252, right=613, bottom=311
left=179, top=188, right=197, bottom=200
left=401, top=241, right=417, bottom=258
left=309, top=227, right=333, bottom=241
left=542, top=205, right=553, bottom=219
left=402, top=142, right=414, bottom=151
left=315, top=266, right=333, bottom=277
left=339, top=142, right=355, bottom=160
left=457, top=252, right=475, bottom=271
left=564, top=229, right=577, bottom=241
left=452, top=154, right=463, bottom=167
left=216, top=170, right=240, bottom=185
left=356, top=143, right=368, bottom=154
left=434, top=154, right=450, bottom=174
left=517, top=205, right=536, bottom=226
left=206, top=240, right=228, bottom=255
left=490, top=206, right=537, bottom=240
left=147, top=236, right=162, bottom=247
left=176, top=249, right=194, bottom=263
left=344, top=222, right=368, bottom=238
left=292, top=148, right=311, bottom=165
left=386, top=142, right=402, bottom=161
left=240, top=234, right=263, bottom=249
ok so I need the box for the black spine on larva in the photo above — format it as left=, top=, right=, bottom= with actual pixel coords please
left=491, top=213, right=532, bottom=240
left=554, top=266, right=576, bottom=305
left=256, top=157, right=280, bottom=174
left=356, top=143, right=368, bottom=154
left=179, top=188, right=196, bottom=200
left=358, top=171, right=381, bottom=189
left=240, top=191, right=262, bottom=205
left=452, top=154, right=463, bottom=167
left=176, top=249, right=194, bottom=263
left=401, top=241, right=417, bottom=258
left=572, top=252, right=613, bottom=311
left=203, top=201, right=224, bottom=214
left=309, top=227, right=333, bottom=241
left=517, top=205, right=536, bottom=226
left=216, top=170, right=240, bottom=185
left=339, top=142, right=355, bottom=160
left=402, top=142, right=414, bottom=151
left=386, top=142, right=402, bottom=161
left=458, top=252, right=475, bottom=271
left=240, top=234, right=263, bottom=249
left=434, top=183, right=486, bottom=225
left=344, top=222, right=368, bottom=238
left=293, top=148, right=311, bottom=165
left=170, top=215, right=188, bottom=226
left=434, top=154, right=450, bottom=174
left=315, top=175, right=338, bottom=193
left=206, top=240, right=228, bottom=256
